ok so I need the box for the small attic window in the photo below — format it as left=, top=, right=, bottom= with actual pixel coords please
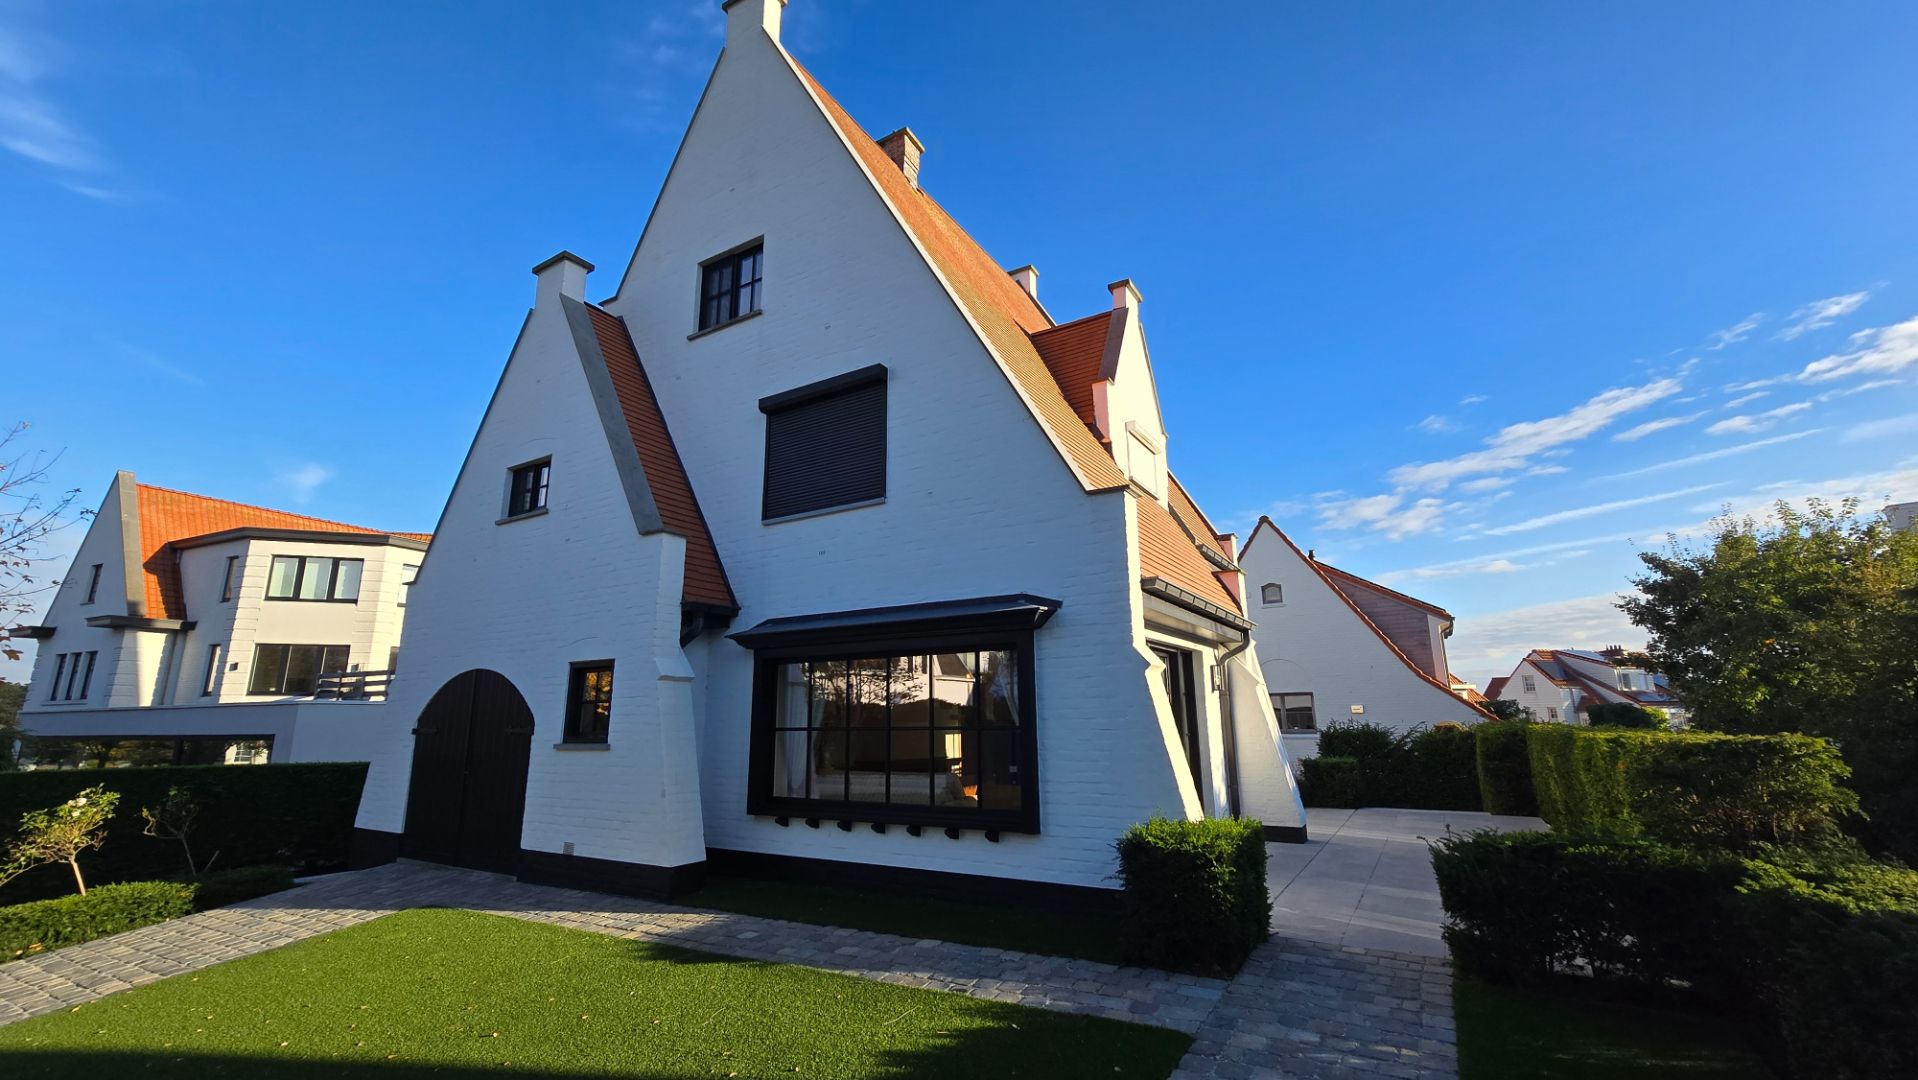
left=698, top=242, right=763, bottom=332
left=503, top=458, right=550, bottom=521
left=1260, top=583, right=1283, bottom=606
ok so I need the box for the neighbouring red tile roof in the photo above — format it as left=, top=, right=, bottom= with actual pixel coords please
left=789, top=59, right=1128, bottom=493
left=1030, top=310, right=1112, bottom=432
left=1315, top=561, right=1454, bottom=621
left=134, top=483, right=429, bottom=620
left=585, top=306, right=737, bottom=612
left=1484, top=676, right=1510, bottom=699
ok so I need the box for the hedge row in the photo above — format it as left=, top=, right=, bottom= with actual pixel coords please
left=1115, top=816, right=1270, bottom=975
left=1298, top=724, right=1481, bottom=811
left=1432, top=830, right=1918, bottom=1079
left=1525, top=725, right=1856, bottom=849
left=1, top=864, right=297, bottom=963
left=1473, top=721, right=1537, bottom=816
left=0, top=764, right=367, bottom=902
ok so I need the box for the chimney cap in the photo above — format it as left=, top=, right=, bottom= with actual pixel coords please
left=878, top=126, right=925, bottom=154
left=1108, top=278, right=1143, bottom=309
left=532, top=250, right=595, bottom=275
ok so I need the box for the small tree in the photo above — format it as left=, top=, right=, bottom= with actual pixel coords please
left=1484, top=698, right=1536, bottom=723
left=0, top=422, right=87, bottom=664
left=142, top=786, right=217, bottom=877
left=1, top=785, right=120, bottom=895
left=1585, top=701, right=1665, bottom=729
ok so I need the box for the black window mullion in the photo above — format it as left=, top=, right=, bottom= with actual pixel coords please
left=841, top=665, right=852, bottom=803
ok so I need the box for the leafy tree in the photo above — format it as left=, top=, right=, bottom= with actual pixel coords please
left=0, top=679, right=23, bottom=771
left=1584, top=701, right=1665, bottom=729
left=1, top=785, right=120, bottom=895
left=0, top=422, right=87, bottom=663
left=1483, top=698, right=1536, bottom=723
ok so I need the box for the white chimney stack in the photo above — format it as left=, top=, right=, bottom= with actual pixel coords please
left=1009, top=264, right=1039, bottom=302
left=1109, top=278, right=1142, bottom=310
left=724, top=0, right=785, bottom=47
left=878, top=127, right=924, bottom=188
left=533, top=251, right=593, bottom=306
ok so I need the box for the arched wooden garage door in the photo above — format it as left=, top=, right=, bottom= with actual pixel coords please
left=402, top=669, right=533, bottom=874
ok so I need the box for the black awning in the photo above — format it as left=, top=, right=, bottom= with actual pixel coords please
left=728, top=593, right=1061, bottom=649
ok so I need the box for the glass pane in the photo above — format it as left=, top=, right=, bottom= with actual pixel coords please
left=847, top=729, right=888, bottom=802
left=334, top=560, right=363, bottom=601
left=931, top=653, right=976, bottom=728
left=250, top=645, right=289, bottom=693
left=845, top=659, right=889, bottom=802
left=808, top=661, right=849, bottom=800
left=298, top=558, right=334, bottom=600
left=932, top=727, right=970, bottom=806
left=701, top=297, right=721, bottom=329
left=284, top=646, right=322, bottom=695
left=980, top=649, right=1019, bottom=727
left=888, top=656, right=930, bottom=727
left=977, top=731, right=1023, bottom=811
left=267, top=557, right=299, bottom=598
left=320, top=646, right=351, bottom=675
left=770, top=728, right=810, bottom=798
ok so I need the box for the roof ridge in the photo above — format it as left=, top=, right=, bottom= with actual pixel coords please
left=1033, top=308, right=1114, bottom=336
left=133, top=482, right=421, bottom=537
left=1313, top=560, right=1454, bottom=620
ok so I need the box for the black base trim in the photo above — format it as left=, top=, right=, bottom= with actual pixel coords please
left=705, top=847, right=1119, bottom=914
left=349, top=828, right=403, bottom=869
left=1263, top=824, right=1309, bottom=844
left=516, top=848, right=706, bottom=900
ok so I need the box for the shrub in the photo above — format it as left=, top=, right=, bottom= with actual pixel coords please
left=1, top=785, right=120, bottom=895
left=1317, top=721, right=1401, bottom=760
left=1, top=880, right=195, bottom=962
left=1525, top=726, right=1855, bottom=849
left=189, top=864, right=297, bottom=911
left=1390, top=727, right=1481, bottom=810
left=1115, top=816, right=1270, bottom=975
left=0, top=764, right=367, bottom=902
left=1584, top=701, right=1665, bottom=728
left=1475, top=721, right=1537, bottom=816
left=1298, top=756, right=1362, bottom=808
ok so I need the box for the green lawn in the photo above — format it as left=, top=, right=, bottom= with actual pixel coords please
left=682, top=874, right=1130, bottom=966
left=0, top=908, right=1189, bottom=1080
left=1455, top=976, right=1773, bottom=1079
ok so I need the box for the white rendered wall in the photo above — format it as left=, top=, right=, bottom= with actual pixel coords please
left=602, top=29, right=1194, bottom=890
left=21, top=479, right=137, bottom=712
left=18, top=700, right=386, bottom=763
left=1494, top=660, right=1580, bottom=722
left=1239, top=522, right=1484, bottom=761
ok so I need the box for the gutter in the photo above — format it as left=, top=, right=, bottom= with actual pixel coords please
left=1217, top=629, right=1252, bottom=821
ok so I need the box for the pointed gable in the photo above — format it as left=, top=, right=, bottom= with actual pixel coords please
left=584, top=305, right=737, bottom=612
left=134, top=483, right=428, bottom=619
left=1031, top=310, right=1113, bottom=432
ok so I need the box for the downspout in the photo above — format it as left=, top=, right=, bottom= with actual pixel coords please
left=1217, top=630, right=1251, bottom=820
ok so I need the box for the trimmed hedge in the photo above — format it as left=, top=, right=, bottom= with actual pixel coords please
left=0, top=763, right=367, bottom=902
left=1474, top=721, right=1537, bottom=816
left=1526, top=726, right=1856, bottom=849
left=1432, top=830, right=1918, bottom=1080
left=2, top=881, right=194, bottom=962
left=1299, top=724, right=1482, bottom=811
left=1115, top=816, right=1270, bottom=975
left=189, top=864, right=298, bottom=910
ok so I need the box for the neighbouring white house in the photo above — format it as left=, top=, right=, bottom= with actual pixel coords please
left=1236, top=517, right=1490, bottom=759
left=1489, top=647, right=1687, bottom=726
left=14, top=471, right=428, bottom=766
left=349, top=0, right=1306, bottom=905
left=1888, top=501, right=1917, bottom=532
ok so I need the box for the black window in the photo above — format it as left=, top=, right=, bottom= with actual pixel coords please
left=564, top=662, right=615, bottom=743
left=1154, top=646, right=1203, bottom=787
left=248, top=644, right=350, bottom=696
left=1260, top=582, right=1283, bottom=605
left=202, top=644, right=223, bottom=697
left=1272, top=692, right=1316, bottom=733
left=265, top=556, right=362, bottom=602
left=506, top=459, right=550, bottom=518
left=47, top=653, right=67, bottom=701
left=77, top=651, right=96, bottom=700
left=761, top=365, right=886, bottom=521
left=83, top=564, right=103, bottom=604
left=221, top=555, right=240, bottom=601
left=698, top=243, right=763, bottom=331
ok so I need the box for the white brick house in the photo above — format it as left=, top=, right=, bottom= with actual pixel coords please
left=1236, top=518, right=1490, bottom=760
left=16, top=471, right=427, bottom=765
left=350, top=0, right=1306, bottom=902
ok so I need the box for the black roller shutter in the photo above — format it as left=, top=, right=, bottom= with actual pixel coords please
left=761, top=367, right=886, bottom=520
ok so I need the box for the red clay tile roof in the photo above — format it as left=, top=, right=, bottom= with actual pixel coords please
left=1138, top=495, right=1239, bottom=612
left=134, top=483, right=428, bottom=620
left=585, top=306, right=737, bottom=612
left=1030, top=310, right=1112, bottom=432
left=1167, top=474, right=1232, bottom=567
left=787, top=59, right=1127, bottom=492
left=1314, top=561, right=1454, bottom=621
left=1484, top=676, right=1510, bottom=699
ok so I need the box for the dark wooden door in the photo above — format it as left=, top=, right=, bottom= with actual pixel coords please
left=403, top=669, right=533, bottom=874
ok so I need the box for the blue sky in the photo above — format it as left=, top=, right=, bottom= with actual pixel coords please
left=5, top=0, right=1917, bottom=686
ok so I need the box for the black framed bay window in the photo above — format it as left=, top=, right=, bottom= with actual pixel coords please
left=737, top=595, right=1057, bottom=834
left=564, top=662, right=615, bottom=744
left=249, top=643, right=349, bottom=696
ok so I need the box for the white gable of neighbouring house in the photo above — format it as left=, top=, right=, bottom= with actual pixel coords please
left=1239, top=518, right=1487, bottom=749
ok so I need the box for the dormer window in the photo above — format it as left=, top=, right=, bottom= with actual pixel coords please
left=1260, top=583, right=1283, bottom=605
left=504, top=458, right=550, bottom=520
left=698, top=242, right=763, bottom=332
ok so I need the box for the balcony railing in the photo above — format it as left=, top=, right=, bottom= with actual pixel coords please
left=312, top=669, right=394, bottom=701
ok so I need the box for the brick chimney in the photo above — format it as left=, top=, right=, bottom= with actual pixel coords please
left=878, top=127, right=924, bottom=188
left=723, top=0, right=785, bottom=47
left=1109, top=277, right=1143, bottom=310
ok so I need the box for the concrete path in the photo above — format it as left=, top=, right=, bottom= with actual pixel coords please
left=1268, top=807, right=1547, bottom=958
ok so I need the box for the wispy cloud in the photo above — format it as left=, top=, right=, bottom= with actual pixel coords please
left=1315, top=493, right=1455, bottom=540
left=1706, top=401, right=1812, bottom=436
left=1475, top=484, right=1724, bottom=537
left=1797, top=315, right=1918, bottom=383
left=1459, top=476, right=1513, bottom=494
left=0, top=24, right=125, bottom=195
left=1389, top=378, right=1682, bottom=492
left=1375, top=549, right=1594, bottom=586
left=1776, top=291, right=1870, bottom=341
left=275, top=464, right=334, bottom=505
left=1612, top=412, right=1706, bottom=442
left=1842, top=413, right=1918, bottom=444
left=1723, top=390, right=1769, bottom=409
left=1706, top=313, right=1763, bottom=350
left=1458, top=394, right=1488, bottom=406
left=1413, top=414, right=1458, bottom=435
left=1448, top=593, right=1645, bottom=686
left=102, top=337, right=202, bottom=385
left=609, top=3, right=726, bottom=131
left=1595, top=429, right=1824, bottom=481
